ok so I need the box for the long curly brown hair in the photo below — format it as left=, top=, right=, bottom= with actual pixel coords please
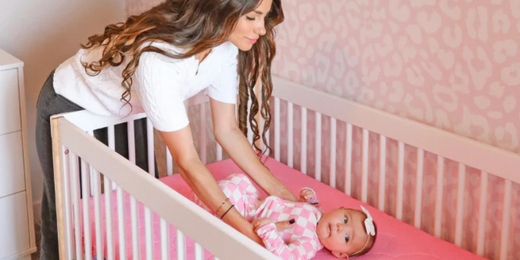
left=81, top=0, right=283, bottom=155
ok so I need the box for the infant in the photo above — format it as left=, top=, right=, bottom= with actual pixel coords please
left=194, top=173, right=377, bottom=259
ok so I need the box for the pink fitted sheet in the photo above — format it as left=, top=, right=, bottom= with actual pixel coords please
left=86, top=158, right=485, bottom=260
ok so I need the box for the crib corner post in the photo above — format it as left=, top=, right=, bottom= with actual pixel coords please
left=50, top=116, right=68, bottom=260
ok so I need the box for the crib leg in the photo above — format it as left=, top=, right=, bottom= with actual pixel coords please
left=51, top=116, right=68, bottom=260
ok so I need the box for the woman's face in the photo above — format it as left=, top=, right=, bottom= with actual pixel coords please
left=228, top=0, right=272, bottom=51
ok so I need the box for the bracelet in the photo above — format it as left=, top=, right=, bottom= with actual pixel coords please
left=215, top=198, right=230, bottom=215
left=220, top=204, right=235, bottom=220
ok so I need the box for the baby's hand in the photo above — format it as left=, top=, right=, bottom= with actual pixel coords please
left=299, top=188, right=315, bottom=202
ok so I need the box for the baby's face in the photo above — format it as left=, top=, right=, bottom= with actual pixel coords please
left=316, top=208, right=369, bottom=258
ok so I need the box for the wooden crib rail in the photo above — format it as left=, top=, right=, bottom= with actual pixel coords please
left=272, top=76, right=520, bottom=185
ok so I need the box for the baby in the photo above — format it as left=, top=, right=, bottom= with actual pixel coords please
left=193, top=173, right=377, bottom=259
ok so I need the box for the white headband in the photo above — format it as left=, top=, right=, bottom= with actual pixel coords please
left=360, top=206, right=376, bottom=236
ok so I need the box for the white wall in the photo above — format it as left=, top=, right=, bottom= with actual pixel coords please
left=0, top=0, right=126, bottom=223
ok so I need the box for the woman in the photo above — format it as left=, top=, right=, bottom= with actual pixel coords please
left=35, top=0, right=297, bottom=259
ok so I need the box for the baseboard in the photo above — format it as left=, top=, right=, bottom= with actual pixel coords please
left=33, top=200, right=41, bottom=225
left=1, top=247, right=37, bottom=260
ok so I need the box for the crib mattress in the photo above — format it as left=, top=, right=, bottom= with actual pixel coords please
left=86, top=158, right=485, bottom=260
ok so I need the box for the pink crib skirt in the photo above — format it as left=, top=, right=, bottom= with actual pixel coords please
left=85, top=158, right=485, bottom=260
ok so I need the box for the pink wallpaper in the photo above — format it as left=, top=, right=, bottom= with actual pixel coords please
left=273, top=0, right=520, bottom=154
left=124, top=0, right=519, bottom=259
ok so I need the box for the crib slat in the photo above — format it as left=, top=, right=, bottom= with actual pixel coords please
left=145, top=207, right=154, bottom=260
left=160, top=218, right=170, bottom=260
left=88, top=131, right=96, bottom=196
left=91, top=168, right=104, bottom=259
left=396, top=142, right=405, bottom=220
left=414, top=149, right=424, bottom=229
left=105, top=125, right=116, bottom=259
left=166, top=148, right=173, bottom=176
left=104, top=176, right=115, bottom=260
left=177, top=230, right=186, bottom=260
left=499, top=180, right=512, bottom=260
left=195, top=242, right=203, bottom=260
left=108, top=125, right=116, bottom=190
left=81, top=160, right=93, bottom=260
left=274, top=97, right=280, bottom=161
left=315, top=112, right=322, bottom=182
left=361, top=129, right=369, bottom=203
left=147, top=119, right=155, bottom=176
left=62, top=147, right=74, bottom=258
left=117, top=186, right=127, bottom=259
left=378, top=135, right=386, bottom=211
left=301, top=107, right=307, bottom=174
left=130, top=197, right=141, bottom=259
left=345, top=123, right=353, bottom=196
left=130, top=121, right=142, bottom=259
left=434, top=156, right=445, bottom=238
left=455, top=164, right=466, bottom=247
left=128, top=121, right=136, bottom=164
left=288, top=102, right=293, bottom=168
left=477, top=171, right=488, bottom=256
left=200, top=103, right=207, bottom=164
left=108, top=125, right=115, bottom=148
left=70, top=152, right=82, bottom=260
left=216, top=143, right=223, bottom=161
left=330, top=118, right=337, bottom=189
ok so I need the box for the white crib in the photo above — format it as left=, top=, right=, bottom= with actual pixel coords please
left=51, top=76, right=519, bottom=260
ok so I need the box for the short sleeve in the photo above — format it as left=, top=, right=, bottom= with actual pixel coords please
left=206, top=50, right=239, bottom=104
left=134, top=52, right=189, bottom=132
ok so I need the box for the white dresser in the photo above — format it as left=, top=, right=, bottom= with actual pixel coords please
left=0, top=49, right=36, bottom=260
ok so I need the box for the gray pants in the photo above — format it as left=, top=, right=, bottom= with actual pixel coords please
left=35, top=71, right=153, bottom=259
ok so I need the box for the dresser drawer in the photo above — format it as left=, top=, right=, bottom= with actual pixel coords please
left=0, top=69, right=21, bottom=135
left=0, top=192, right=30, bottom=258
left=0, top=132, right=25, bottom=198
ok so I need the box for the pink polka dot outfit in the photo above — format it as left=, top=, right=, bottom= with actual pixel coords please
left=193, top=173, right=324, bottom=260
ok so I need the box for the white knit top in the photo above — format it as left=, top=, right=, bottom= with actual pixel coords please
left=53, top=41, right=239, bottom=132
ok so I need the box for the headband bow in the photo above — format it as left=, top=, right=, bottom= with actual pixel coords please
left=360, top=206, right=376, bottom=236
